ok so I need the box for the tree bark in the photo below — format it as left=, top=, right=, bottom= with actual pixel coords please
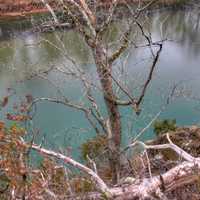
left=93, top=41, right=121, bottom=183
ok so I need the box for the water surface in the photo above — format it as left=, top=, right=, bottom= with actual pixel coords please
left=0, top=9, right=200, bottom=158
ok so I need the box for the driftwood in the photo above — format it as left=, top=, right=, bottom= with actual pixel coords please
left=20, top=132, right=200, bottom=200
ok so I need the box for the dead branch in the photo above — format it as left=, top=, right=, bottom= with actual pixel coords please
left=19, top=133, right=200, bottom=200
left=31, top=144, right=200, bottom=200
left=23, top=141, right=113, bottom=198
left=136, top=43, right=163, bottom=107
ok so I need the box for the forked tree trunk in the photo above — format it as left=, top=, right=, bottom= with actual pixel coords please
left=94, top=41, right=121, bottom=183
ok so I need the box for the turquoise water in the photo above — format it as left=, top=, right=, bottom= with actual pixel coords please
left=0, top=10, right=200, bottom=159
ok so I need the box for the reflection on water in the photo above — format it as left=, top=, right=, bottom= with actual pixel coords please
left=0, top=9, right=200, bottom=157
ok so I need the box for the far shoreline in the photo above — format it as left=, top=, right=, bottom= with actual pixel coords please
left=0, top=0, right=187, bottom=21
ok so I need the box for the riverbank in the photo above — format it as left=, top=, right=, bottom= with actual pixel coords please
left=125, top=125, right=200, bottom=199
left=0, top=0, right=55, bottom=20
left=0, top=0, right=188, bottom=20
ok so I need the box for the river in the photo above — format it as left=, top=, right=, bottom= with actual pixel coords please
left=0, top=9, right=200, bottom=159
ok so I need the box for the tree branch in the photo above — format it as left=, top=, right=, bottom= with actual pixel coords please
left=41, top=0, right=59, bottom=24
left=18, top=132, right=200, bottom=200
left=136, top=43, right=163, bottom=106
left=22, top=141, right=113, bottom=198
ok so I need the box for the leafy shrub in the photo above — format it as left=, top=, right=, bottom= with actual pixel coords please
left=153, top=119, right=177, bottom=136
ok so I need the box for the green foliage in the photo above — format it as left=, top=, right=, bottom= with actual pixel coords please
left=81, top=135, right=108, bottom=160
left=153, top=119, right=177, bottom=136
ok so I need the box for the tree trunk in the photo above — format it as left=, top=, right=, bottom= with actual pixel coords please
left=94, top=41, right=121, bottom=183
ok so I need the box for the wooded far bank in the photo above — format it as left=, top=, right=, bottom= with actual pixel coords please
left=0, top=0, right=187, bottom=19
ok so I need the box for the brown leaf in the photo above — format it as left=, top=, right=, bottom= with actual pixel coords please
left=1, top=96, right=8, bottom=107
left=0, top=121, right=5, bottom=130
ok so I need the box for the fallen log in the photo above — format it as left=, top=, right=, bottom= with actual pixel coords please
left=21, top=133, right=200, bottom=199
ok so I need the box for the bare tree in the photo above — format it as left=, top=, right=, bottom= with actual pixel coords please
left=2, top=1, right=200, bottom=200
left=29, top=0, right=165, bottom=183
